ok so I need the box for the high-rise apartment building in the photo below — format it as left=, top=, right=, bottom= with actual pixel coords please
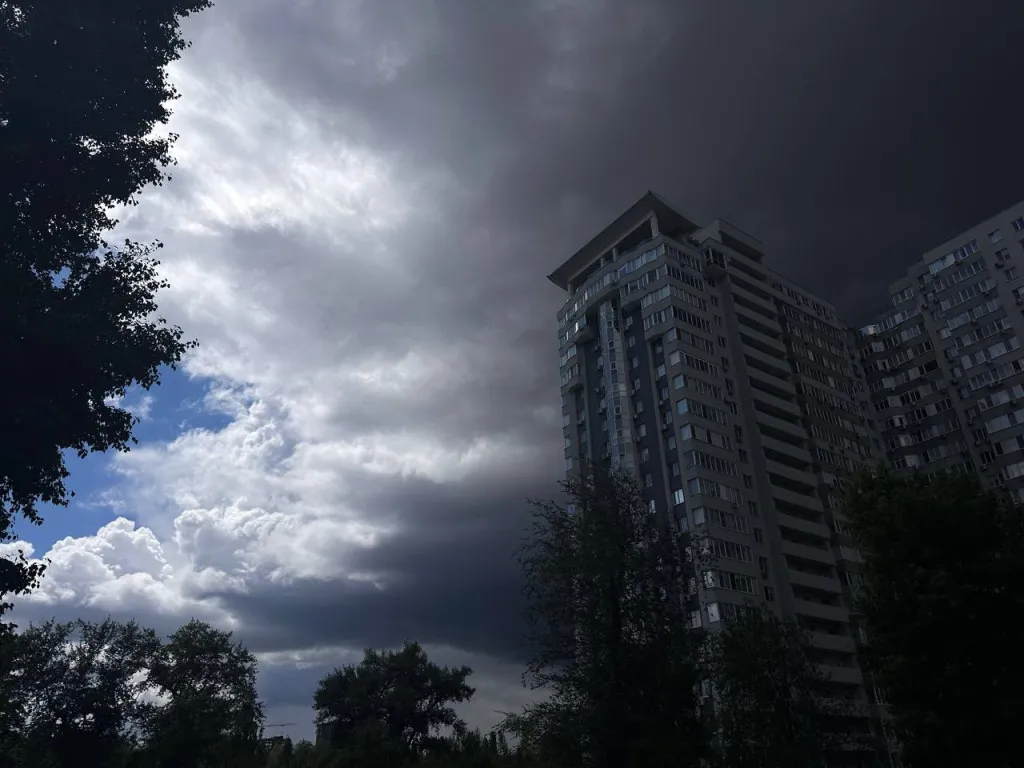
left=858, top=201, right=1024, bottom=503
left=550, top=191, right=887, bottom=766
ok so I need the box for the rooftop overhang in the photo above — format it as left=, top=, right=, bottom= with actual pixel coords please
left=547, top=190, right=698, bottom=291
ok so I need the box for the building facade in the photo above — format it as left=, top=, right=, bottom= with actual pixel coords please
left=858, top=201, right=1024, bottom=503
left=550, top=192, right=886, bottom=766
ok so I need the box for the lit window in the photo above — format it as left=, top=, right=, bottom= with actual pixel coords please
left=706, top=602, right=721, bottom=622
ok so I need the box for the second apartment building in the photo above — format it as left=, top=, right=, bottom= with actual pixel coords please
left=859, top=202, right=1024, bottom=501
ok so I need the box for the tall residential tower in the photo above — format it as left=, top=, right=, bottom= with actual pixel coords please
left=550, top=192, right=884, bottom=766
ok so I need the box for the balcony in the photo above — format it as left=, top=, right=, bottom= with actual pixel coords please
left=781, top=539, right=836, bottom=565
left=759, top=434, right=813, bottom=463
left=770, top=485, right=824, bottom=513
left=808, top=632, right=857, bottom=654
left=734, top=299, right=783, bottom=332
left=747, top=384, right=801, bottom=415
left=820, top=664, right=864, bottom=686
left=736, top=323, right=787, bottom=356
left=755, top=410, right=807, bottom=440
left=775, top=511, right=830, bottom=539
left=786, top=569, right=843, bottom=594
left=731, top=278, right=778, bottom=314
left=744, top=346, right=792, bottom=380
left=792, top=598, right=848, bottom=623
left=765, top=459, right=819, bottom=489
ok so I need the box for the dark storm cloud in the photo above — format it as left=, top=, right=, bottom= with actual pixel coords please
left=205, top=0, right=1024, bottom=325
left=160, top=0, right=1024, bottom=666
left=199, top=470, right=554, bottom=663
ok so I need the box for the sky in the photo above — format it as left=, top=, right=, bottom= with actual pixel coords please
left=5, top=0, right=1024, bottom=742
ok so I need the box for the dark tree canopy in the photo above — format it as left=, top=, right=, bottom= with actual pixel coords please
left=705, top=608, right=835, bottom=768
left=503, top=466, right=707, bottom=768
left=314, top=642, right=475, bottom=763
left=0, top=0, right=211, bottom=617
left=2, top=617, right=263, bottom=768
left=843, top=470, right=1024, bottom=768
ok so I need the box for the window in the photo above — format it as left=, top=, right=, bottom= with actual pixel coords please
left=633, top=378, right=641, bottom=391
left=990, top=229, right=1004, bottom=243
left=673, top=489, right=685, bottom=506
left=565, top=457, right=573, bottom=471
left=748, top=501, right=759, bottom=516
left=628, top=335, right=636, bottom=347
left=671, top=461, right=680, bottom=476
left=640, top=448, right=650, bottom=462
left=563, top=412, right=571, bottom=426
left=743, top=474, right=753, bottom=489
left=625, top=316, right=634, bottom=328
left=689, top=610, right=702, bottom=629
left=706, top=602, right=720, bottom=622
left=1007, top=266, right=1019, bottom=281
left=1013, top=216, right=1024, bottom=233
left=764, top=585, right=774, bottom=602
left=632, top=356, right=640, bottom=369
left=635, top=399, right=644, bottom=413
left=678, top=513, right=689, bottom=531
left=753, top=526, right=763, bottom=543
left=645, top=473, right=653, bottom=488
left=656, top=363, right=667, bottom=378
left=667, top=435, right=676, bottom=450
left=638, top=424, right=647, bottom=437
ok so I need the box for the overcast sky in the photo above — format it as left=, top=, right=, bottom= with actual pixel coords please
left=6, top=0, right=1024, bottom=741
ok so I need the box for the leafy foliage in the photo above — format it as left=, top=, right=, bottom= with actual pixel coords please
left=0, top=0, right=210, bottom=621
left=844, top=470, right=1024, bottom=767
left=501, top=466, right=708, bottom=768
left=705, top=608, right=835, bottom=768
left=313, top=642, right=475, bottom=765
left=1, top=617, right=263, bottom=768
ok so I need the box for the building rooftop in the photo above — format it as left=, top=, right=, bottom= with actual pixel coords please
left=547, top=190, right=698, bottom=290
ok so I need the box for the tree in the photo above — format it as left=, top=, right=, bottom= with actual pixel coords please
left=2, top=618, right=162, bottom=768
left=313, top=642, right=475, bottom=765
left=143, top=619, right=265, bottom=768
left=501, top=466, right=708, bottom=768
left=843, top=470, right=1024, bottom=767
left=705, top=608, right=835, bottom=768
left=0, top=0, right=211, bottom=620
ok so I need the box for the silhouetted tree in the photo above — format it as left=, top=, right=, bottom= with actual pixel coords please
left=143, top=619, right=265, bottom=767
left=705, top=608, right=835, bottom=768
left=501, top=467, right=707, bottom=768
left=313, top=642, right=474, bottom=765
left=3, top=619, right=161, bottom=767
left=0, top=0, right=210, bottom=621
left=844, top=470, right=1024, bottom=767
